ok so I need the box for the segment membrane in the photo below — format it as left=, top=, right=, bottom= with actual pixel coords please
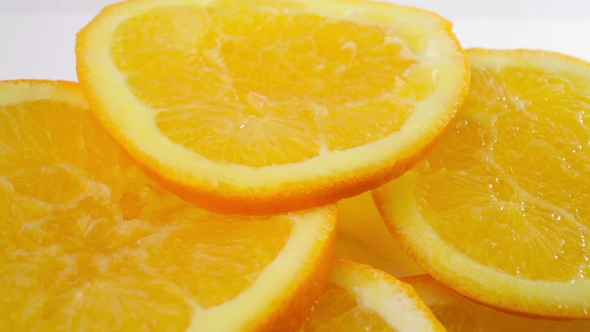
left=111, top=3, right=432, bottom=166
left=0, top=99, right=292, bottom=330
left=415, top=65, right=590, bottom=281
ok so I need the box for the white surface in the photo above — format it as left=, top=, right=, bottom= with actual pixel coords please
left=0, top=0, right=589, bottom=81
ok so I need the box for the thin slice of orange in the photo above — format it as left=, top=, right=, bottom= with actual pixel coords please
left=300, top=259, right=445, bottom=331
left=373, top=49, right=590, bottom=318
left=76, top=0, right=469, bottom=215
left=404, top=274, right=590, bottom=331
left=0, top=80, right=336, bottom=331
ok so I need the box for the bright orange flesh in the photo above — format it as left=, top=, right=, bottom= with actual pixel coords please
left=76, top=0, right=468, bottom=215
left=112, top=4, right=419, bottom=167
left=416, top=57, right=590, bottom=282
left=404, top=274, right=590, bottom=332
left=0, top=80, right=336, bottom=331
left=374, top=49, right=590, bottom=318
left=301, top=283, right=394, bottom=331
left=300, top=259, right=445, bottom=332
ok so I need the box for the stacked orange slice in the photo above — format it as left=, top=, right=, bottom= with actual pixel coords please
left=0, top=80, right=336, bottom=331
left=10, top=0, right=590, bottom=330
left=76, top=0, right=469, bottom=215
left=2, top=0, right=471, bottom=329
left=301, top=259, right=445, bottom=331
left=374, top=49, right=590, bottom=319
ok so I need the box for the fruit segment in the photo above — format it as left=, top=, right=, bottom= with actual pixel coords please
left=0, top=80, right=336, bottom=331
left=76, top=0, right=468, bottom=215
left=110, top=3, right=431, bottom=166
left=300, top=259, right=445, bottom=332
left=374, top=49, right=590, bottom=318
left=415, top=57, right=590, bottom=281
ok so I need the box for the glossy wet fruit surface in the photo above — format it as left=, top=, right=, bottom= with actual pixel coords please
left=374, top=49, right=590, bottom=318
left=0, top=80, right=336, bottom=331
left=76, top=0, right=468, bottom=214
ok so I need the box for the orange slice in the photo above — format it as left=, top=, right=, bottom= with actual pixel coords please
left=336, top=191, right=423, bottom=277
left=76, top=0, right=469, bottom=215
left=0, top=80, right=336, bottom=331
left=300, top=259, right=445, bottom=331
left=404, top=274, right=590, bottom=331
left=373, top=49, right=590, bottom=318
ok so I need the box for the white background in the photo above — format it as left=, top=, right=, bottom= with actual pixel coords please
left=1, top=0, right=589, bottom=81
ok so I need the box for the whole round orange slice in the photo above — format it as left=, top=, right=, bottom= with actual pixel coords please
left=374, top=49, right=590, bottom=318
left=0, top=80, right=336, bottom=331
left=76, top=0, right=469, bottom=215
left=300, top=259, right=444, bottom=331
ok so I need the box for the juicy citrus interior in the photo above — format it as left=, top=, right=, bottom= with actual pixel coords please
left=414, top=51, right=590, bottom=281
left=300, top=259, right=444, bottom=332
left=0, top=80, right=336, bottom=331
left=374, top=49, right=590, bottom=318
left=111, top=2, right=439, bottom=167
left=76, top=0, right=468, bottom=214
left=300, top=283, right=395, bottom=331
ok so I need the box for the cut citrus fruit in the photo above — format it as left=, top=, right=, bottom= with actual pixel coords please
left=336, top=191, right=423, bottom=277
left=0, top=80, right=336, bottom=331
left=76, top=0, right=469, bottom=215
left=300, top=259, right=444, bottom=331
left=373, top=49, right=590, bottom=318
left=404, top=274, right=590, bottom=331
